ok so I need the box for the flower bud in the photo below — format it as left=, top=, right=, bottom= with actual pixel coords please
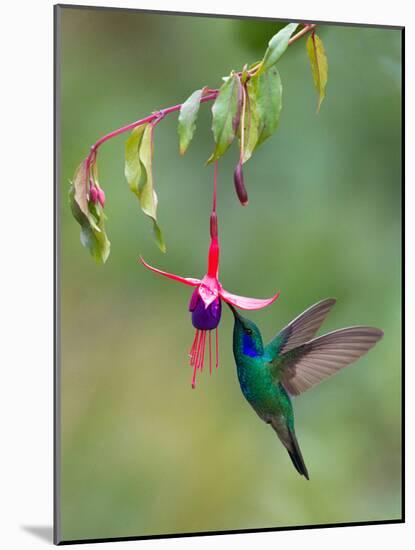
left=233, top=163, right=248, bottom=206
left=97, top=188, right=106, bottom=207
left=89, top=185, right=98, bottom=204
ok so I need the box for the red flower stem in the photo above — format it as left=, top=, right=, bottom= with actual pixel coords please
left=85, top=91, right=219, bottom=170
left=213, top=161, right=218, bottom=214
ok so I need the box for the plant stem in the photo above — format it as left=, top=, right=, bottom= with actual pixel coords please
left=288, top=23, right=316, bottom=45
left=239, top=84, right=247, bottom=164
left=86, top=91, right=219, bottom=169
left=85, top=23, right=315, bottom=170
left=213, top=161, right=218, bottom=214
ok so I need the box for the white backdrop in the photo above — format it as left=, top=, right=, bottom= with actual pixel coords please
left=0, top=0, right=411, bottom=548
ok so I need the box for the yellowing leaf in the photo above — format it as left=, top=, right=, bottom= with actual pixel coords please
left=125, top=125, right=146, bottom=198
left=306, top=33, right=328, bottom=113
left=125, top=124, right=166, bottom=252
left=69, top=183, right=111, bottom=264
left=71, top=159, right=101, bottom=232
left=72, top=160, right=89, bottom=218
left=138, top=124, right=166, bottom=253
left=239, top=88, right=259, bottom=164
left=79, top=213, right=111, bottom=264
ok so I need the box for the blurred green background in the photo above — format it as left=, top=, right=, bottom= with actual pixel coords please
left=58, top=6, right=402, bottom=542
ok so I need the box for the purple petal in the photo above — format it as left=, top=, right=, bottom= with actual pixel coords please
left=190, top=295, right=222, bottom=331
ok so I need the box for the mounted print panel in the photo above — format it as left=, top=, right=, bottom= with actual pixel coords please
left=54, top=4, right=403, bottom=545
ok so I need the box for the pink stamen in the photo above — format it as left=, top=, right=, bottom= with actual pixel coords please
left=193, top=332, right=201, bottom=368
left=197, top=331, right=205, bottom=371
left=190, top=330, right=217, bottom=386
left=197, top=332, right=205, bottom=370
left=191, top=330, right=203, bottom=388
left=195, top=330, right=203, bottom=370
left=189, top=329, right=199, bottom=361
left=200, top=332, right=206, bottom=371
left=190, top=333, right=197, bottom=366
left=209, top=331, right=212, bottom=375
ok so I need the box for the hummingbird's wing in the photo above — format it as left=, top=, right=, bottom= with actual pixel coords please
left=271, top=326, right=383, bottom=396
left=265, top=298, right=337, bottom=359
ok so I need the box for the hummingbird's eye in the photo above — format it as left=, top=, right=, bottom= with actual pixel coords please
left=245, top=328, right=253, bottom=336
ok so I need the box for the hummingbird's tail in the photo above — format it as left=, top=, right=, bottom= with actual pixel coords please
left=270, top=420, right=309, bottom=480
left=286, top=428, right=309, bottom=480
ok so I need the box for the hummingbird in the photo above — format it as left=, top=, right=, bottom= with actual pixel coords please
left=229, top=298, right=383, bottom=480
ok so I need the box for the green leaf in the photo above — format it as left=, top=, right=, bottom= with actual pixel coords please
left=138, top=124, right=166, bottom=252
left=260, top=23, right=298, bottom=73
left=247, top=66, right=282, bottom=150
left=306, top=33, right=328, bottom=113
left=125, top=125, right=146, bottom=198
left=69, top=183, right=110, bottom=263
left=239, top=87, right=260, bottom=164
left=178, top=88, right=205, bottom=155
left=207, top=72, right=242, bottom=164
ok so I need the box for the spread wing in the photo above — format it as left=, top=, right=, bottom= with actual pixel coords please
left=265, top=298, right=337, bottom=359
left=274, top=326, right=383, bottom=396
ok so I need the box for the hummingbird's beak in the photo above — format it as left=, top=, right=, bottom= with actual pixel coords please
left=226, top=302, right=241, bottom=320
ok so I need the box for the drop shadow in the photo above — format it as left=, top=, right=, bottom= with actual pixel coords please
left=21, top=525, right=54, bottom=543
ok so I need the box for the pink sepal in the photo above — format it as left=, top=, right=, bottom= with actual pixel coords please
left=197, top=274, right=220, bottom=308
left=139, top=257, right=201, bottom=287
left=219, top=287, right=280, bottom=310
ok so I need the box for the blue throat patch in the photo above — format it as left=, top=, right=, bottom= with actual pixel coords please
left=243, top=334, right=259, bottom=357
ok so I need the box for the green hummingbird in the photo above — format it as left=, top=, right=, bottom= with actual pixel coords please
left=229, top=298, right=383, bottom=480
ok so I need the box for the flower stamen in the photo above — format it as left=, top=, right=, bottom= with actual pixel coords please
left=216, top=328, right=219, bottom=369
left=189, top=329, right=199, bottom=358
left=209, top=331, right=212, bottom=375
left=200, top=332, right=206, bottom=371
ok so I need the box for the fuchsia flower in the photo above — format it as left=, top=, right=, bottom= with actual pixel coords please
left=140, top=209, right=280, bottom=388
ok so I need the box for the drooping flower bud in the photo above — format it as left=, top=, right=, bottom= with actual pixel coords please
left=97, top=188, right=106, bottom=207
left=89, top=185, right=99, bottom=204
left=233, top=163, right=248, bottom=206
